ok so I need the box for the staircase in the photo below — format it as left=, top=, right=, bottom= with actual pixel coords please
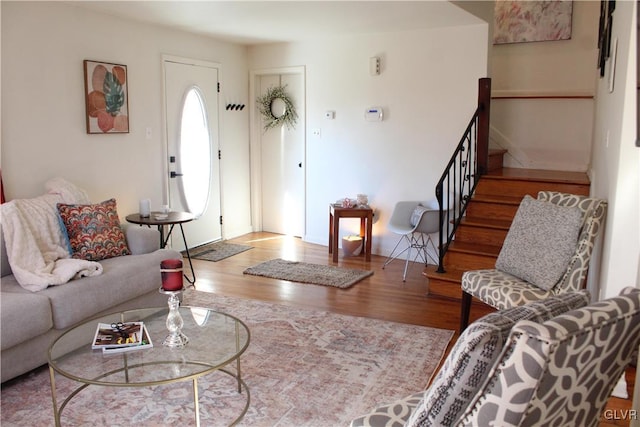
left=424, top=149, right=591, bottom=301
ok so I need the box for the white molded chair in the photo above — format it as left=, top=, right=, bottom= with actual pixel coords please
left=382, top=199, right=440, bottom=281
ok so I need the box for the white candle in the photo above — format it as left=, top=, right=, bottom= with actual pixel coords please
left=139, top=199, right=151, bottom=217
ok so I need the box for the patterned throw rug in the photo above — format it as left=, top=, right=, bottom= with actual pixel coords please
left=243, top=258, right=373, bottom=288
left=190, top=241, right=252, bottom=262
left=1, top=291, right=453, bottom=427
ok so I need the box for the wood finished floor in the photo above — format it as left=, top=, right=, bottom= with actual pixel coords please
left=190, top=232, right=492, bottom=336
left=188, top=232, right=634, bottom=427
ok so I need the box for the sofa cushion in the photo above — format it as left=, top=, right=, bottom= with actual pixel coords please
left=405, top=291, right=590, bottom=427
left=57, top=198, right=130, bottom=261
left=1, top=291, right=53, bottom=350
left=495, top=195, right=583, bottom=291
left=124, top=224, right=161, bottom=255
left=0, top=225, right=11, bottom=277
left=41, top=248, right=179, bottom=329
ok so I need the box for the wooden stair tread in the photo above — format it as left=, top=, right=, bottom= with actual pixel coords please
left=447, top=241, right=501, bottom=257
left=459, top=217, right=511, bottom=230
left=484, top=167, right=590, bottom=185
left=423, top=265, right=467, bottom=301
left=423, top=265, right=466, bottom=282
left=469, top=194, right=523, bottom=205
left=433, top=164, right=591, bottom=302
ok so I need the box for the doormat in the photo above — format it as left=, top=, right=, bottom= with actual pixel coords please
left=189, top=241, right=252, bottom=262
left=243, top=258, right=373, bottom=288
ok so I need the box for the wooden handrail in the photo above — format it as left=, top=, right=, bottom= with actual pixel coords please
left=477, top=78, right=491, bottom=176
left=491, top=91, right=594, bottom=100
left=492, top=95, right=593, bottom=100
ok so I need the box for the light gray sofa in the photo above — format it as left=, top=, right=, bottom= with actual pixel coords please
left=0, top=225, right=182, bottom=383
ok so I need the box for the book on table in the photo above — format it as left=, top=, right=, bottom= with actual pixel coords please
left=101, top=324, right=153, bottom=354
left=92, top=321, right=151, bottom=352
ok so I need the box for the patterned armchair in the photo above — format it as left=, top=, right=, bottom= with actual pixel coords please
left=350, top=287, right=640, bottom=427
left=460, top=191, right=607, bottom=331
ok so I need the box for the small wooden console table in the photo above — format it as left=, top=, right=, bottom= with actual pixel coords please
left=328, top=204, right=373, bottom=263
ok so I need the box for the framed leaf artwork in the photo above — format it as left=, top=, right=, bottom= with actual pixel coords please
left=83, top=60, right=129, bottom=134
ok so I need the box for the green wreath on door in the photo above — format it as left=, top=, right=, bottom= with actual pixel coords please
left=257, top=85, right=298, bottom=131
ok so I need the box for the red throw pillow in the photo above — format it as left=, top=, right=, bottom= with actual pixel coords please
left=57, top=198, right=130, bottom=261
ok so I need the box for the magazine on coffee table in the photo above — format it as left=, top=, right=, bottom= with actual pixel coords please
left=92, top=321, right=144, bottom=350
left=102, top=324, right=153, bottom=354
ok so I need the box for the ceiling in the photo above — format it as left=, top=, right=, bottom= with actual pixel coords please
left=69, top=1, right=484, bottom=45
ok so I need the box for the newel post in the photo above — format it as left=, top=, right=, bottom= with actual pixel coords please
left=476, top=78, right=491, bottom=176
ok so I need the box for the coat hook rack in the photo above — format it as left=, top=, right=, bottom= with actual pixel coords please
left=226, top=103, right=245, bottom=111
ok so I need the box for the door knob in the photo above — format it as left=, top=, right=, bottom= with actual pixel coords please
left=170, top=171, right=184, bottom=178
left=298, top=162, right=302, bottom=168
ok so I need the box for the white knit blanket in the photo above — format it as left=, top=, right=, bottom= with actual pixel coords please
left=1, top=178, right=103, bottom=292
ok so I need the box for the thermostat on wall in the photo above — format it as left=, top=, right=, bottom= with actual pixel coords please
left=365, top=107, right=383, bottom=122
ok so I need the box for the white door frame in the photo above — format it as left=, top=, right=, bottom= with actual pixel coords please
left=161, top=54, right=224, bottom=240
left=249, top=66, right=306, bottom=235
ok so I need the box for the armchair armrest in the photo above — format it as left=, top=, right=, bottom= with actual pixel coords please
left=123, top=224, right=161, bottom=255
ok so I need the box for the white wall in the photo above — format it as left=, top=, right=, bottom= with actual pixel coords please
left=590, top=0, right=639, bottom=299
left=491, top=1, right=599, bottom=94
left=451, top=1, right=494, bottom=75
left=489, top=1, right=600, bottom=171
left=1, top=1, right=252, bottom=239
left=490, top=98, right=594, bottom=171
left=248, top=24, right=488, bottom=255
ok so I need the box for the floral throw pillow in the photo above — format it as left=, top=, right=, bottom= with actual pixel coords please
left=57, top=198, right=130, bottom=261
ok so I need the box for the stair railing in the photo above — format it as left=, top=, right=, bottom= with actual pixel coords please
left=435, top=78, right=491, bottom=273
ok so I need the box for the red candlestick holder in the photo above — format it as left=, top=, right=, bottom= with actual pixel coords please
left=161, top=259, right=183, bottom=291
left=159, top=259, right=188, bottom=348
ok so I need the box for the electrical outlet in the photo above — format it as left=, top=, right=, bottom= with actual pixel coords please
left=312, top=128, right=321, bottom=137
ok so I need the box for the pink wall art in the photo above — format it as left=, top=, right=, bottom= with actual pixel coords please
left=493, top=0, right=573, bottom=45
left=83, top=60, right=129, bottom=134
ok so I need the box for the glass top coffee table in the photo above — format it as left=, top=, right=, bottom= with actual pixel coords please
left=48, top=306, right=250, bottom=426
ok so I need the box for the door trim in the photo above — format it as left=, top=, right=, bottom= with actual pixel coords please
left=249, top=66, right=306, bottom=234
left=160, top=54, right=225, bottom=240
left=161, top=54, right=224, bottom=238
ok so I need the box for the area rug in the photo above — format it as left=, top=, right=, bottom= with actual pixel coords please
left=0, top=291, right=453, bottom=427
left=190, top=241, right=252, bottom=262
left=243, top=258, right=373, bottom=288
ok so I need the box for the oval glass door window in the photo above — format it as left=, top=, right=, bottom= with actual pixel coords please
left=178, top=86, right=211, bottom=217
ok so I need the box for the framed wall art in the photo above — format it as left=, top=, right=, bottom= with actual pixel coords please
left=83, top=60, right=129, bottom=134
left=493, top=0, right=573, bottom=45
left=597, top=0, right=616, bottom=77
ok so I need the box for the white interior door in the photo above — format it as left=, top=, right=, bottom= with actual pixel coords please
left=164, top=58, right=221, bottom=250
left=259, top=73, right=305, bottom=237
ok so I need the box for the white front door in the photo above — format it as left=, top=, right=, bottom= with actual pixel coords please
left=258, top=72, right=305, bottom=237
left=164, top=58, right=222, bottom=250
